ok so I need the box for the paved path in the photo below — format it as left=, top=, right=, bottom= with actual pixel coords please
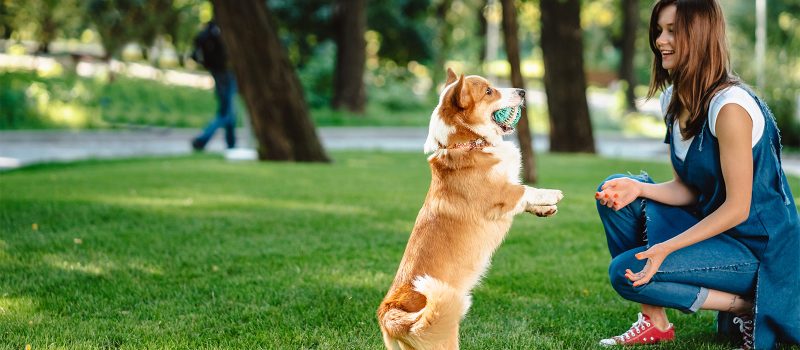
left=1, top=127, right=799, bottom=177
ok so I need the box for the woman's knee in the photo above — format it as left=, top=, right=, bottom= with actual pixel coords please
left=608, top=249, right=646, bottom=296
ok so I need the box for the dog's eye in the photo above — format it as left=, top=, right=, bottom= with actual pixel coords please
left=486, top=88, right=492, bottom=95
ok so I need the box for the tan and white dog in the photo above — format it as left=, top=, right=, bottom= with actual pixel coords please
left=376, top=69, right=563, bottom=350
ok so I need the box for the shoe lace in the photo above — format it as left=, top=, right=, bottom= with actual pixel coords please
left=619, top=313, right=651, bottom=341
left=733, top=315, right=754, bottom=350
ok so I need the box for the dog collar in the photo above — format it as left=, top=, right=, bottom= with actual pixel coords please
left=445, top=138, right=490, bottom=150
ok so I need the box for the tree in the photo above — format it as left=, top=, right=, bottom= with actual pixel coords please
left=8, top=0, right=83, bottom=53
left=211, top=0, right=329, bottom=162
left=134, top=0, right=173, bottom=64
left=87, top=0, right=141, bottom=61
left=619, top=0, right=639, bottom=112
left=431, top=0, right=454, bottom=86
left=500, top=0, right=537, bottom=183
left=540, top=0, right=595, bottom=153
left=331, top=0, right=367, bottom=113
left=0, top=1, right=13, bottom=39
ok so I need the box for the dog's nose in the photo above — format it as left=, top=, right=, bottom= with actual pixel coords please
left=517, top=89, right=526, bottom=98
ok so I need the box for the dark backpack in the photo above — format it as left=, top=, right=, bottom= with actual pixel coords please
left=191, top=22, right=226, bottom=71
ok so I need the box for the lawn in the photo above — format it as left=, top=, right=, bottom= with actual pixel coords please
left=0, top=152, right=798, bottom=349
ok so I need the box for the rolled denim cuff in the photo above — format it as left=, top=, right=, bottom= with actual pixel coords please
left=687, top=287, right=709, bottom=313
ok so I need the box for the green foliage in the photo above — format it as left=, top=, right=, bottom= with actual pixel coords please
left=0, top=69, right=432, bottom=130
left=268, top=0, right=433, bottom=67
left=0, top=71, right=216, bottom=129
left=1, top=153, right=797, bottom=348
left=5, top=0, right=85, bottom=52
left=723, top=0, right=800, bottom=147
left=0, top=71, right=102, bottom=129
left=166, top=0, right=207, bottom=64
left=582, top=0, right=620, bottom=73
left=296, top=41, right=335, bottom=109
left=0, top=72, right=38, bottom=129
left=86, top=0, right=202, bottom=61
left=760, top=71, right=800, bottom=147
left=268, top=0, right=335, bottom=68
left=367, top=61, right=432, bottom=112
left=86, top=0, right=141, bottom=59
left=367, top=0, right=433, bottom=65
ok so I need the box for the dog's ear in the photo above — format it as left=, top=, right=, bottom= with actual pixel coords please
left=445, top=68, right=457, bottom=86
left=452, top=74, right=472, bottom=109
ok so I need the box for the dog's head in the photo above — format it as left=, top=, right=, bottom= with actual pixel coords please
left=423, top=68, right=526, bottom=153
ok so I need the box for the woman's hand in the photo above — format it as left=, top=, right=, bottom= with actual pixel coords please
left=595, top=177, right=644, bottom=211
left=625, top=243, right=672, bottom=287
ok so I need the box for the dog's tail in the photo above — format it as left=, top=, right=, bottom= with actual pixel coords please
left=378, top=275, right=469, bottom=350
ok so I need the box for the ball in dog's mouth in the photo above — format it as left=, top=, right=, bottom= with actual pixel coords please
left=492, top=104, right=523, bottom=134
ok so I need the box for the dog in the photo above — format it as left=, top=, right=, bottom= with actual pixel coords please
left=376, top=68, right=564, bottom=350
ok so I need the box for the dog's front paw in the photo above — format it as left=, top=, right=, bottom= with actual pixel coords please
left=527, top=187, right=564, bottom=206
left=526, top=205, right=558, bottom=217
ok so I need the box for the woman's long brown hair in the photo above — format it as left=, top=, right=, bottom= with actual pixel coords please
left=646, top=0, right=738, bottom=139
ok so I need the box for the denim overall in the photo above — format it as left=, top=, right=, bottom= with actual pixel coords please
left=597, top=86, right=800, bottom=349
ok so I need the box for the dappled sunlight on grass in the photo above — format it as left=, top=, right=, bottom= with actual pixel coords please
left=0, top=295, right=37, bottom=316
left=367, top=219, right=414, bottom=236
left=0, top=239, right=8, bottom=260
left=43, top=254, right=112, bottom=276
left=320, top=268, right=391, bottom=290
left=42, top=254, right=165, bottom=277
left=90, top=193, right=376, bottom=216
left=95, top=195, right=198, bottom=208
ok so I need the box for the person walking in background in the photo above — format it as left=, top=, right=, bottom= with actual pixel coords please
left=594, top=0, right=800, bottom=349
left=191, top=20, right=236, bottom=151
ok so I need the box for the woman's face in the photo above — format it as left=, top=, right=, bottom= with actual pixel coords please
left=655, top=4, right=678, bottom=70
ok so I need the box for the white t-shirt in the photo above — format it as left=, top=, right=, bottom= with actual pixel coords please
left=660, top=86, right=765, bottom=161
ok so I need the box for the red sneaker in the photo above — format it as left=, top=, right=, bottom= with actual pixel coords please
left=599, top=313, right=675, bottom=346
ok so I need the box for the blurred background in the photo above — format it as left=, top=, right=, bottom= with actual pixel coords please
left=0, top=0, right=798, bottom=149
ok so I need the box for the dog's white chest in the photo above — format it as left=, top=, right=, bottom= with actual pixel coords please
left=486, top=141, right=522, bottom=184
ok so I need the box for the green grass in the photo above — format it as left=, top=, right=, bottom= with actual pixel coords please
left=1, top=152, right=798, bottom=349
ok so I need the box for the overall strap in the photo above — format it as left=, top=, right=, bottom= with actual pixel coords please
left=738, top=84, right=791, bottom=205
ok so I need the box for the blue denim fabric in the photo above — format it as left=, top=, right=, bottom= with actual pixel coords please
left=597, top=174, right=759, bottom=313
left=196, top=70, right=237, bottom=148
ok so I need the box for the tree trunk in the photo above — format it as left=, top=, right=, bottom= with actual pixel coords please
left=478, top=0, right=489, bottom=63
left=540, top=0, right=595, bottom=153
left=331, top=0, right=367, bottom=113
left=432, top=0, right=454, bottom=87
left=212, top=0, right=330, bottom=162
left=619, top=0, right=639, bottom=112
left=36, top=11, right=56, bottom=54
left=500, top=0, right=537, bottom=184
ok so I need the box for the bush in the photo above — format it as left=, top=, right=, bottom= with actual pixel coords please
left=297, top=41, right=335, bottom=109
left=0, top=72, right=38, bottom=129
left=758, top=52, right=800, bottom=148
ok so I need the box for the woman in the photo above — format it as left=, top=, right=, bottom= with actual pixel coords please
left=595, top=1, right=800, bottom=349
